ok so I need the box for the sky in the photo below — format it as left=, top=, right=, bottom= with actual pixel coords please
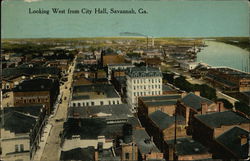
left=2, top=0, right=249, bottom=38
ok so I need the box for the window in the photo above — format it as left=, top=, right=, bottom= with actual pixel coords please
left=86, top=102, right=89, bottom=106
left=152, top=79, right=154, bottom=83
left=91, top=102, right=94, bottom=106
left=134, top=86, right=136, bottom=90
left=137, top=79, right=139, bottom=83
left=15, top=145, right=19, bottom=152
left=113, top=101, right=116, bottom=104
left=133, top=80, right=136, bottom=84
left=109, top=101, right=111, bottom=105
left=155, top=85, right=157, bottom=88
left=20, top=144, right=24, bottom=152
left=78, top=103, right=81, bottom=106
left=159, top=79, right=161, bottom=83
left=100, top=101, right=104, bottom=105
left=152, top=91, right=154, bottom=95
left=144, top=86, right=146, bottom=89
left=125, top=153, right=130, bottom=159
left=159, top=85, right=161, bottom=88
left=117, top=100, right=119, bottom=104
left=82, top=102, right=85, bottom=106
left=73, top=103, right=76, bottom=107
left=134, top=92, right=136, bottom=96
left=152, top=85, right=154, bottom=89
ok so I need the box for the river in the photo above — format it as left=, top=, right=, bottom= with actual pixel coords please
left=196, top=41, right=250, bottom=72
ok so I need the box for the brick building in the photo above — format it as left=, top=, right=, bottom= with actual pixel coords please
left=13, top=78, right=59, bottom=114
left=192, top=111, right=250, bottom=149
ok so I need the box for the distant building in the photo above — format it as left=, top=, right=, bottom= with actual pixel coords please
left=178, top=61, right=199, bottom=71
left=102, top=53, right=125, bottom=67
left=0, top=106, right=46, bottom=161
left=13, top=78, right=59, bottom=114
left=70, top=84, right=122, bottom=107
left=107, top=63, right=134, bottom=80
left=126, top=66, right=163, bottom=111
left=205, top=67, right=250, bottom=92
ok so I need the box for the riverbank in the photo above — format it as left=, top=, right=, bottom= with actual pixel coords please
left=215, top=37, right=250, bottom=52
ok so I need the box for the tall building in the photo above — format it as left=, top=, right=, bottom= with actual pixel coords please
left=126, top=66, right=162, bottom=112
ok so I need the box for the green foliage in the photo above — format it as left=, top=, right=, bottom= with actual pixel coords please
left=173, top=75, right=217, bottom=100
left=162, top=72, right=174, bottom=84
left=235, top=101, right=250, bottom=116
left=216, top=98, right=233, bottom=109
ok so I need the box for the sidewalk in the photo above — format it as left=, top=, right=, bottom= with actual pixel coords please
left=32, top=123, right=53, bottom=161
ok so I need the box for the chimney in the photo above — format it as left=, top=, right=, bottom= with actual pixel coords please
left=194, top=91, right=200, bottom=96
left=94, top=151, right=99, bottom=161
left=217, top=101, right=224, bottom=112
left=201, top=103, right=208, bottom=114
left=239, top=134, right=248, bottom=146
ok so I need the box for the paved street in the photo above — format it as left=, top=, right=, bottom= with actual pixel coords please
left=38, top=58, right=76, bottom=161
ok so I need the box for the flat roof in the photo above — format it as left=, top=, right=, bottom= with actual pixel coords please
left=195, top=111, right=250, bottom=128
left=72, top=84, right=120, bottom=100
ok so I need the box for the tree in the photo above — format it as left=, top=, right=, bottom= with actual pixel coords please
left=216, top=98, right=233, bottom=109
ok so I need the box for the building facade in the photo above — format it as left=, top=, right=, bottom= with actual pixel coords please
left=126, top=66, right=163, bottom=111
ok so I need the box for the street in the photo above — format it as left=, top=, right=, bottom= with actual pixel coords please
left=38, top=58, right=76, bottom=161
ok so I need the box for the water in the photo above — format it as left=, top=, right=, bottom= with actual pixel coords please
left=196, top=41, right=250, bottom=72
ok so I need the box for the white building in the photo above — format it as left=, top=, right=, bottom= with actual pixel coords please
left=70, top=84, right=122, bottom=107
left=179, top=61, right=199, bottom=71
left=126, top=66, right=163, bottom=111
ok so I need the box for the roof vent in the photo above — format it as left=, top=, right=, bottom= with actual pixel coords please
left=189, top=139, right=195, bottom=143
left=194, top=148, right=199, bottom=152
left=144, top=138, right=151, bottom=144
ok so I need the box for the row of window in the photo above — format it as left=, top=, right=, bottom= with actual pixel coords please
left=72, top=100, right=120, bottom=107
left=15, top=98, right=48, bottom=104
left=15, top=144, right=24, bottom=152
left=133, top=84, right=161, bottom=90
left=133, top=90, right=161, bottom=96
left=133, top=78, right=161, bottom=84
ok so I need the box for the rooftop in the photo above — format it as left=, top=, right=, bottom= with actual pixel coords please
left=140, top=94, right=181, bottom=102
left=13, top=78, right=58, bottom=92
left=167, top=138, right=210, bottom=156
left=181, top=92, right=214, bottom=110
left=1, top=109, right=38, bottom=134
left=144, top=100, right=177, bottom=107
left=60, top=147, right=95, bottom=161
left=133, top=128, right=160, bottom=154
left=72, top=84, right=120, bottom=100
left=2, top=67, right=60, bottom=79
left=149, top=110, right=185, bottom=130
left=195, top=111, right=250, bottom=128
left=2, top=105, right=43, bottom=117
left=68, top=104, right=133, bottom=119
left=216, top=127, right=249, bottom=159
left=126, top=66, right=162, bottom=78
left=212, top=67, right=250, bottom=78
left=63, top=118, right=124, bottom=139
